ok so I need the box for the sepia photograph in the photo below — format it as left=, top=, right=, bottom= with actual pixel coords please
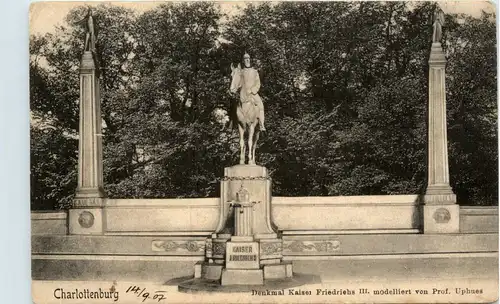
left=30, top=1, right=498, bottom=303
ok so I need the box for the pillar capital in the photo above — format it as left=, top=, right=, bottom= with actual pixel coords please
left=429, top=42, right=446, bottom=64
left=80, top=51, right=95, bottom=72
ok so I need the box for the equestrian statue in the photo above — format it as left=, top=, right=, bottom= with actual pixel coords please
left=229, top=53, right=266, bottom=165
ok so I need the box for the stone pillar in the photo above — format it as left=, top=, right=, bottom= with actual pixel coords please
left=69, top=51, right=105, bottom=235
left=423, top=42, right=459, bottom=233
left=233, top=202, right=254, bottom=238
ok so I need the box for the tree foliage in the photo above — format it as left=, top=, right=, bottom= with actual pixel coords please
left=30, top=3, right=497, bottom=209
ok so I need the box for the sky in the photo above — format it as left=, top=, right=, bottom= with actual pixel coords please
left=30, top=1, right=248, bottom=34
left=30, top=1, right=496, bottom=35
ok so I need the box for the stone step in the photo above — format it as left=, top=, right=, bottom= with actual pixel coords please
left=221, top=269, right=264, bottom=285
left=32, top=252, right=497, bottom=282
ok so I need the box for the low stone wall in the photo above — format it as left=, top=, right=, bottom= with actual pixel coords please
left=460, top=206, right=498, bottom=233
left=273, top=195, right=420, bottom=233
left=105, top=198, right=218, bottom=235
left=102, top=195, right=422, bottom=234
left=30, top=200, right=498, bottom=282
left=105, top=195, right=421, bottom=234
left=31, top=211, right=67, bottom=235
left=30, top=197, right=498, bottom=235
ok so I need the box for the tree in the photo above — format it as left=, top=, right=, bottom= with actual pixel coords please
left=446, top=12, right=497, bottom=205
left=30, top=4, right=140, bottom=207
left=30, top=3, right=497, bottom=209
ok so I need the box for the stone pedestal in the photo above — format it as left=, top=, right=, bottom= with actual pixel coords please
left=216, top=165, right=276, bottom=238
left=69, top=51, right=105, bottom=235
left=68, top=209, right=104, bottom=235
left=214, top=165, right=283, bottom=264
left=423, top=204, right=459, bottom=234
left=423, top=42, right=458, bottom=233
left=191, top=164, right=292, bottom=287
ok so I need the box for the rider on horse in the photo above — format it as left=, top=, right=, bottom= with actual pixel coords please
left=229, top=53, right=266, bottom=132
left=241, top=53, right=266, bottom=131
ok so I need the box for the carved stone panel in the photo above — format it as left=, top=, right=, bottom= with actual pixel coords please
left=433, top=208, right=451, bottom=223
left=283, top=240, right=341, bottom=254
left=151, top=240, right=205, bottom=253
left=78, top=211, right=94, bottom=228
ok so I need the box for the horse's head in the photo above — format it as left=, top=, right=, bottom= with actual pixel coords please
left=230, top=63, right=241, bottom=94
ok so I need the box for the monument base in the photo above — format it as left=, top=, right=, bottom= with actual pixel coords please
left=195, top=262, right=223, bottom=280
left=221, top=269, right=264, bottom=285
left=423, top=204, right=460, bottom=233
left=263, top=262, right=293, bottom=279
left=68, top=208, right=104, bottom=235
left=69, top=193, right=105, bottom=235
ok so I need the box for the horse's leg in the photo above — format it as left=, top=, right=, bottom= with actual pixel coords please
left=253, top=128, right=259, bottom=164
left=238, top=124, right=245, bottom=165
left=248, top=124, right=255, bottom=165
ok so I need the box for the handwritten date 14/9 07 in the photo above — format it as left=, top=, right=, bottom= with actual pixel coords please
left=126, top=285, right=167, bottom=302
